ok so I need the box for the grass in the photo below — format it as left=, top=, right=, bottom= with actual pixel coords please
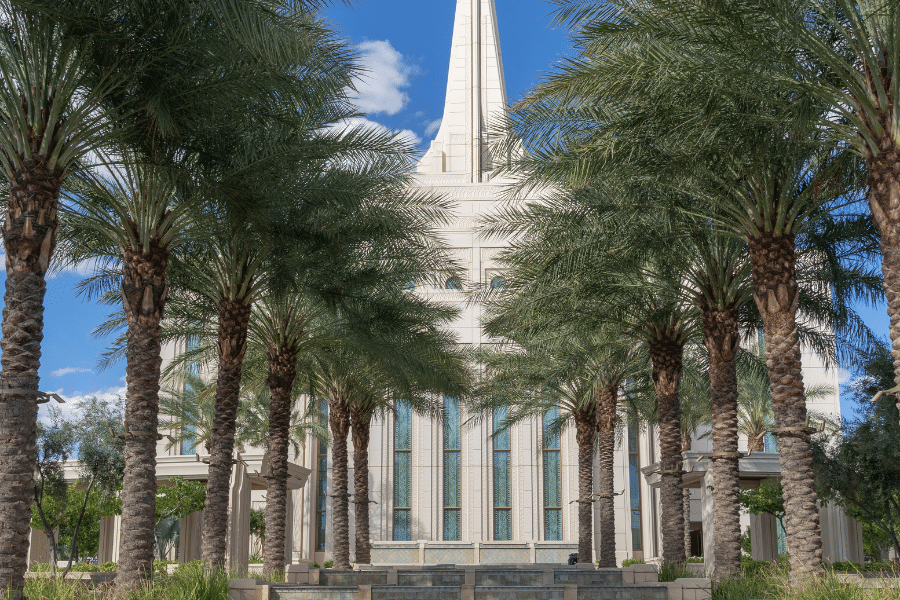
left=659, top=562, right=695, bottom=582
left=713, top=571, right=900, bottom=600
left=19, top=561, right=230, bottom=600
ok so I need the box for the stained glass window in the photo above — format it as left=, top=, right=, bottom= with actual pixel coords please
left=628, top=425, right=643, bottom=552
left=181, top=335, right=199, bottom=455
left=444, top=396, right=461, bottom=541
left=394, top=401, right=412, bottom=540
left=493, top=406, right=511, bottom=540
left=315, top=401, right=329, bottom=552
left=490, top=276, right=507, bottom=290
left=445, top=277, right=463, bottom=290
left=543, top=407, right=562, bottom=541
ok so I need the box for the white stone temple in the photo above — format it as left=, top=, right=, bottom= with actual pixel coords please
left=28, top=0, right=863, bottom=574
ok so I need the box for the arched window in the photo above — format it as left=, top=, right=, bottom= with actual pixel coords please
left=490, top=276, right=506, bottom=290
left=403, top=280, right=416, bottom=291
left=445, top=277, right=462, bottom=290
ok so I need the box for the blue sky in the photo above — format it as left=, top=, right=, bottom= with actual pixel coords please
left=12, top=0, right=891, bottom=423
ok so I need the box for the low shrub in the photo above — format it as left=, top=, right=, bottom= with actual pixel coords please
left=659, top=563, right=693, bottom=582
left=22, top=577, right=95, bottom=600
left=153, top=560, right=177, bottom=575
left=621, top=558, right=645, bottom=568
left=829, top=561, right=864, bottom=572
left=685, top=557, right=704, bottom=563
left=712, top=573, right=779, bottom=600
left=98, top=562, right=118, bottom=573
left=864, top=560, right=899, bottom=572
left=311, top=562, right=320, bottom=568
left=29, top=563, right=51, bottom=572
left=740, top=555, right=779, bottom=578
left=323, top=560, right=334, bottom=569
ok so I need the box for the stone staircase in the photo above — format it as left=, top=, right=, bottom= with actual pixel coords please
left=249, top=566, right=687, bottom=600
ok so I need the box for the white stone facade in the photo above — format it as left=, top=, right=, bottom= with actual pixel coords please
left=289, top=0, right=846, bottom=566
left=144, top=0, right=847, bottom=569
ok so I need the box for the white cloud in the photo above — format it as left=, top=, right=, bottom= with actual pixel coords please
left=52, top=367, right=93, bottom=377
left=837, top=367, right=853, bottom=386
left=341, top=117, right=422, bottom=147
left=352, top=40, right=420, bottom=116
left=39, top=386, right=126, bottom=425
left=425, top=119, right=442, bottom=137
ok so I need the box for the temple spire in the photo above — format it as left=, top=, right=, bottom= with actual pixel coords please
left=417, top=0, right=509, bottom=182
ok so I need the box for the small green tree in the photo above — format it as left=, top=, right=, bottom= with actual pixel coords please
left=250, top=508, right=265, bottom=558
left=31, top=399, right=125, bottom=575
left=155, top=477, right=206, bottom=560
left=740, top=480, right=786, bottom=541
left=31, top=408, right=75, bottom=576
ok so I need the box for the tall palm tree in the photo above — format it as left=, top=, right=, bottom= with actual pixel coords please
left=247, top=295, right=331, bottom=575
left=0, top=6, right=136, bottom=593
left=345, top=348, right=467, bottom=565
left=58, top=158, right=196, bottom=591
left=499, top=0, right=875, bottom=577
left=473, top=312, right=645, bottom=567
left=473, top=338, right=600, bottom=565
left=739, top=0, right=900, bottom=418
left=310, top=297, right=465, bottom=569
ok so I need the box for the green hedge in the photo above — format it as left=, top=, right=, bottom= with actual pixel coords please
left=621, top=558, right=646, bottom=568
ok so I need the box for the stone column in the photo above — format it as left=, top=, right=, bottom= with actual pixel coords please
left=819, top=503, right=864, bottom=564
left=27, top=529, right=52, bottom=565
left=97, top=516, right=122, bottom=564
left=227, top=457, right=252, bottom=574
left=701, top=471, right=715, bottom=576
left=284, top=493, right=294, bottom=565
left=179, top=510, right=204, bottom=563
left=749, top=513, right=778, bottom=562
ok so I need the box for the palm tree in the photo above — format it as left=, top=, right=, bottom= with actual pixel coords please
left=0, top=6, right=137, bottom=593
left=247, top=295, right=331, bottom=575
left=742, top=0, right=900, bottom=419
left=473, top=311, right=645, bottom=567
left=159, top=370, right=218, bottom=455
left=345, top=349, right=466, bottom=565
left=310, top=300, right=466, bottom=569
left=498, top=0, right=875, bottom=577
left=473, top=339, right=599, bottom=565
left=59, top=158, right=196, bottom=591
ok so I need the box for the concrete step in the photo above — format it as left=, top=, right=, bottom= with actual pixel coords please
left=271, top=587, right=358, bottom=600
left=270, top=585, right=668, bottom=600
left=578, top=587, right=667, bottom=600
left=397, top=571, right=465, bottom=586
left=555, top=571, right=624, bottom=587
left=319, top=572, right=387, bottom=586
left=475, top=571, right=547, bottom=586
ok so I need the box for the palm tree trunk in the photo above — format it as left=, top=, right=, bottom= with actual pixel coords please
left=681, top=435, right=692, bottom=559
left=350, top=404, right=372, bottom=565
left=748, top=233, right=823, bottom=581
left=115, top=242, right=169, bottom=598
left=596, top=386, right=618, bottom=568
left=574, top=408, right=596, bottom=564
left=702, top=307, right=742, bottom=579
left=202, top=297, right=252, bottom=572
left=0, top=162, right=62, bottom=600
left=263, top=350, right=298, bottom=575
left=649, top=336, right=686, bottom=565
left=329, top=394, right=352, bottom=569
left=868, top=155, right=900, bottom=424
left=748, top=432, right=766, bottom=453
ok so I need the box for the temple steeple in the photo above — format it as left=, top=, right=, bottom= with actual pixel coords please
left=417, top=0, right=509, bottom=182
